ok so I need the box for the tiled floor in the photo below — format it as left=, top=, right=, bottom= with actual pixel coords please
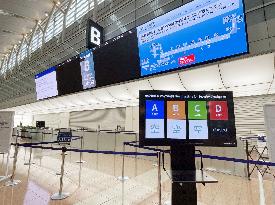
left=0, top=132, right=274, bottom=205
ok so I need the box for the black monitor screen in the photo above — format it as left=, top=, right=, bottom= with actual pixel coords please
left=56, top=57, right=83, bottom=96
left=93, top=30, right=140, bottom=87
left=139, top=90, right=236, bottom=147
left=36, top=121, right=45, bottom=128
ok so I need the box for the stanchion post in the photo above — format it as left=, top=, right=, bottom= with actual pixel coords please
left=0, top=153, right=6, bottom=181
left=51, top=147, right=70, bottom=200
left=134, top=133, right=138, bottom=177
left=157, top=152, right=162, bottom=205
left=246, top=140, right=250, bottom=180
left=4, top=149, right=10, bottom=178
left=24, top=135, right=35, bottom=166
left=96, top=125, right=100, bottom=170
left=5, top=140, right=21, bottom=186
left=76, top=134, right=86, bottom=164
left=118, top=142, right=129, bottom=181
left=10, top=133, right=18, bottom=159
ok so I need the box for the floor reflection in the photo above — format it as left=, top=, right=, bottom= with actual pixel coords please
left=23, top=181, right=50, bottom=205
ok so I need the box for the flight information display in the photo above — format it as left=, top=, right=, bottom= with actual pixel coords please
left=80, top=49, right=96, bottom=90
left=56, top=57, right=83, bottom=96
left=137, top=0, right=248, bottom=76
left=139, top=90, right=236, bottom=147
left=35, top=67, right=58, bottom=100
left=94, top=30, right=140, bottom=87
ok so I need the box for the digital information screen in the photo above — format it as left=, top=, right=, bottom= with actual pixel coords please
left=56, top=57, right=83, bottom=96
left=80, top=49, right=96, bottom=90
left=94, top=30, right=140, bottom=87
left=35, top=67, right=58, bottom=100
left=139, top=90, right=236, bottom=147
left=137, top=0, right=248, bottom=76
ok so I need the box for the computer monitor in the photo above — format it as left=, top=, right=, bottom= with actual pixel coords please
left=36, top=121, right=45, bottom=128
left=139, top=90, right=236, bottom=147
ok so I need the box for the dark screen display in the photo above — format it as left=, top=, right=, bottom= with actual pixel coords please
left=139, top=90, right=237, bottom=147
left=56, top=57, right=83, bottom=96
left=93, top=30, right=140, bottom=87
left=36, top=121, right=45, bottom=128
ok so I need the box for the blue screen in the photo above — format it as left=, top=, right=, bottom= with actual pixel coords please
left=80, top=49, right=96, bottom=90
left=137, top=0, right=248, bottom=76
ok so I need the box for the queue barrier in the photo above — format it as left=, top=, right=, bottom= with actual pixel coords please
left=11, top=143, right=157, bottom=156
left=5, top=137, right=275, bottom=202
left=125, top=141, right=275, bottom=173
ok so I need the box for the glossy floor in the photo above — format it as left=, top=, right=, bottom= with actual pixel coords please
left=0, top=133, right=274, bottom=205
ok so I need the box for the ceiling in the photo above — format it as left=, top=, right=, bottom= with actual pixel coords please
left=0, top=0, right=54, bottom=57
left=4, top=53, right=275, bottom=115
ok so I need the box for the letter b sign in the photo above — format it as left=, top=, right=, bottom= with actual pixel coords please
left=90, top=27, right=101, bottom=46
left=87, top=20, right=103, bottom=48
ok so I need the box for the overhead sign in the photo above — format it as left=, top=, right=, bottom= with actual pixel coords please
left=137, top=0, right=248, bottom=76
left=0, top=111, right=15, bottom=153
left=86, top=20, right=103, bottom=49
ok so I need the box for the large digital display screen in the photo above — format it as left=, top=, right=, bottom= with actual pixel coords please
left=137, top=0, right=248, bottom=76
left=94, top=30, right=140, bottom=87
left=56, top=57, right=83, bottom=96
left=35, top=67, right=58, bottom=100
left=80, top=50, right=96, bottom=90
left=139, top=90, right=236, bottom=146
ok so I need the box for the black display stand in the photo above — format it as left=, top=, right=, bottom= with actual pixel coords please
left=171, top=144, right=197, bottom=205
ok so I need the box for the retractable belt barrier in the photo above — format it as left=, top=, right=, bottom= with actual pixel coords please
left=9, top=139, right=275, bottom=166
left=10, top=141, right=157, bottom=157
left=124, top=141, right=275, bottom=168
left=8, top=139, right=275, bottom=166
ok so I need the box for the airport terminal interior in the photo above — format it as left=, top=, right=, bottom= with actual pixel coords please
left=0, top=0, right=275, bottom=204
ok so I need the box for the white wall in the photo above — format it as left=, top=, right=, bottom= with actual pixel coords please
left=14, top=114, right=33, bottom=127
left=33, top=112, right=70, bottom=128
left=69, top=108, right=126, bottom=130
left=125, top=106, right=139, bottom=132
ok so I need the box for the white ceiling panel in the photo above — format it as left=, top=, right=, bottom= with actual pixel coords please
left=125, top=79, right=152, bottom=98
left=179, top=65, right=225, bottom=91
left=149, top=73, right=186, bottom=91
left=229, top=83, right=270, bottom=97
left=91, top=88, right=116, bottom=103
left=106, top=84, right=134, bottom=101
left=220, top=54, right=275, bottom=87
